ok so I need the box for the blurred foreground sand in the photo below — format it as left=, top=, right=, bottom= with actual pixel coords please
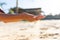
left=0, top=20, right=60, bottom=40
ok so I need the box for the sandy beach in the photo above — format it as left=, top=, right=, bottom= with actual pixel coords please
left=0, top=20, right=60, bottom=40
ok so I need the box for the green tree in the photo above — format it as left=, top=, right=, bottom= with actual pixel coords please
left=8, top=7, right=24, bottom=14
left=9, top=9, right=14, bottom=14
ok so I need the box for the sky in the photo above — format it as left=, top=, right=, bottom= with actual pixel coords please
left=0, top=0, right=60, bottom=15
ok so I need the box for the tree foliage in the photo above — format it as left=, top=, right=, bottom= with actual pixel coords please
left=8, top=7, right=24, bottom=14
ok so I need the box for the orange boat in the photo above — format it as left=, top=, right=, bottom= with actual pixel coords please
left=0, top=9, right=45, bottom=23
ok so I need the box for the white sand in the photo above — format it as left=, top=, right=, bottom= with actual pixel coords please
left=0, top=20, right=60, bottom=40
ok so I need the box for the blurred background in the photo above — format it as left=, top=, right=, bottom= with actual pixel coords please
left=0, top=0, right=60, bottom=20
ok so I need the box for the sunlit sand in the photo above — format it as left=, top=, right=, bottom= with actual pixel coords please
left=0, top=20, right=60, bottom=40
